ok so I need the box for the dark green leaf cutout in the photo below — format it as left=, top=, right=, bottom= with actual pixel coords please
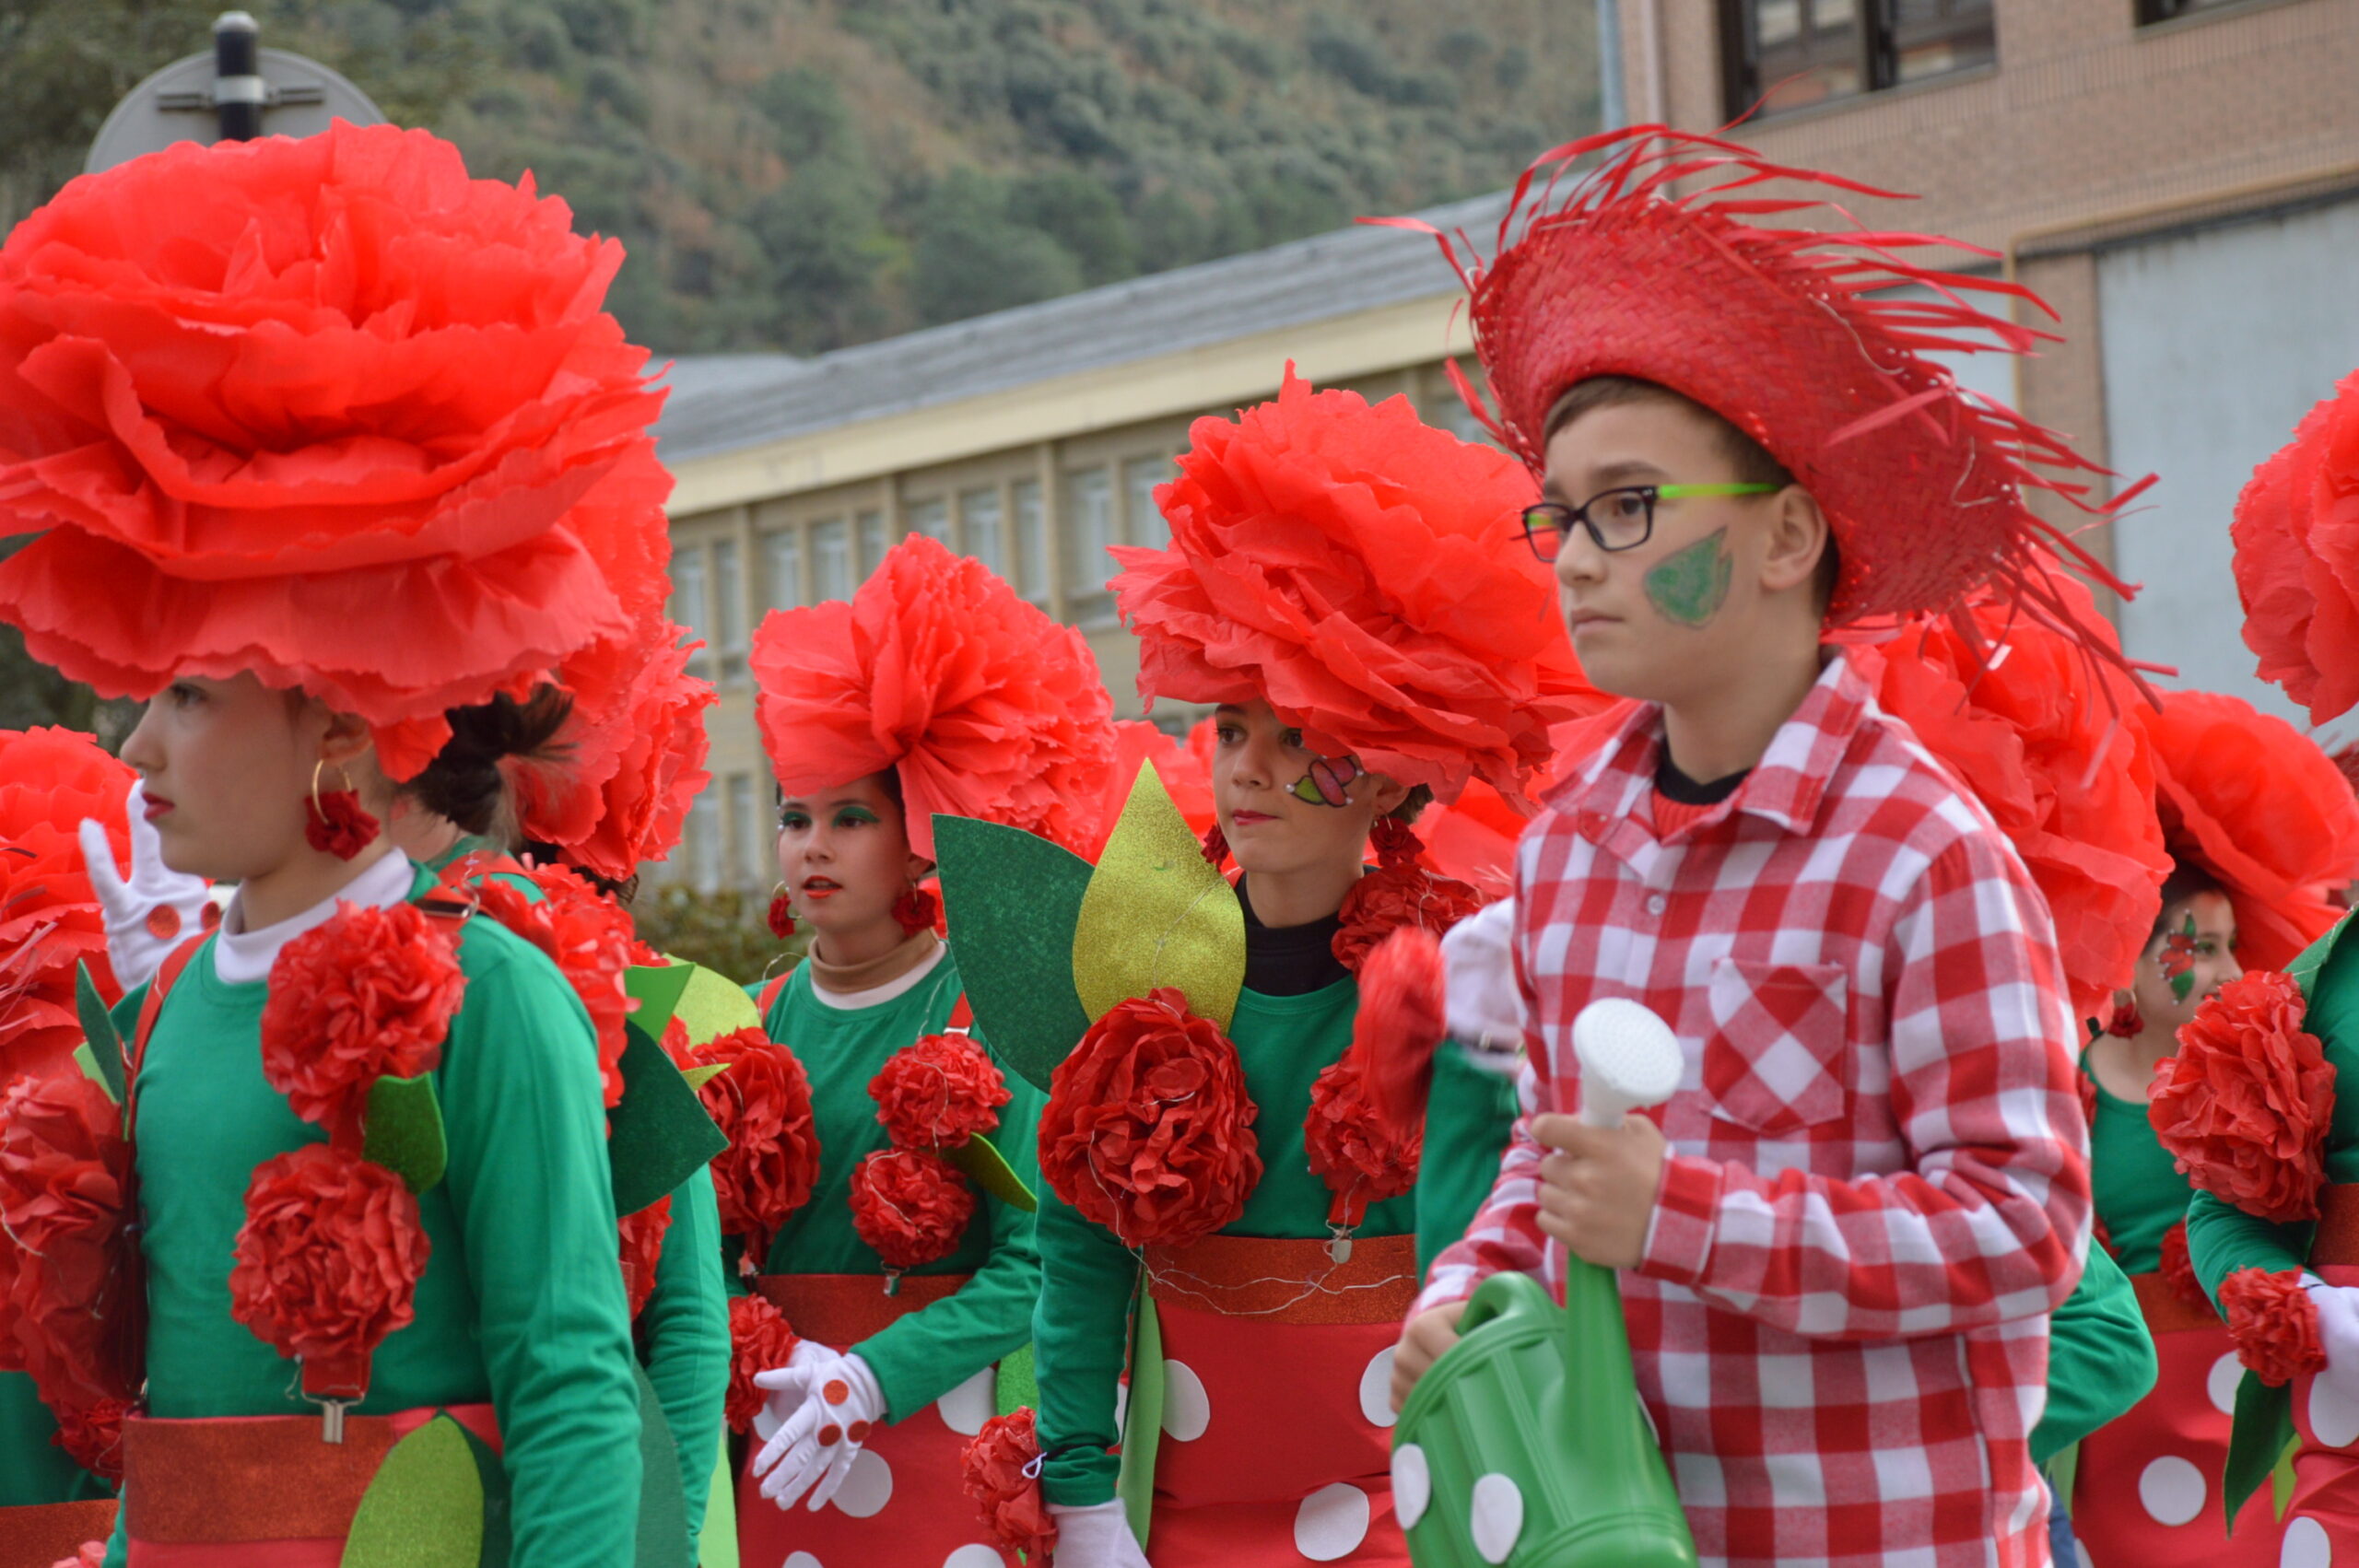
left=76, top=961, right=123, bottom=1102
left=364, top=1074, right=449, bottom=1195
left=608, top=1019, right=728, bottom=1217
left=623, top=961, right=697, bottom=1047
left=933, top=813, right=1094, bottom=1092
left=632, top=1361, right=694, bottom=1568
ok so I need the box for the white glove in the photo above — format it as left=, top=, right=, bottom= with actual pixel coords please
left=78, top=779, right=215, bottom=991
left=1047, top=1500, right=1151, bottom=1568
left=2305, top=1275, right=2359, bottom=1405
left=1441, top=896, right=1521, bottom=1064
left=750, top=1346, right=886, bottom=1511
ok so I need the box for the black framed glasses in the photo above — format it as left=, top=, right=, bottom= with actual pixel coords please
left=1519, top=483, right=1780, bottom=562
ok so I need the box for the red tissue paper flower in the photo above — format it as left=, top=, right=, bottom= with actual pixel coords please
left=2234, top=369, right=2359, bottom=726
left=752, top=534, right=1118, bottom=858
left=1332, top=865, right=1482, bottom=977
left=0, top=1070, right=135, bottom=1447
left=0, top=728, right=135, bottom=1082
left=2220, top=1268, right=2326, bottom=1387
left=617, top=1192, right=673, bottom=1319
left=260, top=901, right=464, bottom=1145
left=1039, top=989, right=1262, bottom=1248
left=1352, top=925, right=1449, bottom=1141
left=677, top=1024, right=820, bottom=1266
left=2156, top=1222, right=2214, bottom=1316
left=52, top=1542, right=106, bottom=1568
left=50, top=1394, right=128, bottom=1481
left=0, top=122, right=673, bottom=780
left=475, top=865, right=637, bottom=1106
left=726, top=1293, right=801, bottom=1433
left=961, top=1406, right=1057, bottom=1564
left=848, top=1147, right=975, bottom=1271
left=228, top=1142, right=431, bottom=1376
left=1304, top=1055, right=1421, bottom=1232
left=871, top=1034, right=1010, bottom=1150
left=2150, top=969, right=2336, bottom=1223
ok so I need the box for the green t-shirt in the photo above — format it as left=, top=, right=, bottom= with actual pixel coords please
left=1415, top=1041, right=1523, bottom=1278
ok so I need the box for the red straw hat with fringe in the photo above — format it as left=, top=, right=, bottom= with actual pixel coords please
left=1376, top=125, right=2151, bottom=681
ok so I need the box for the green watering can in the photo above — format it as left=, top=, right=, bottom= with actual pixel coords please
left=1393, top=1000, right=1697, bottom=1568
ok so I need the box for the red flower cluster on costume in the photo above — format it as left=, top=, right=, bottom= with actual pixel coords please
left=0, top=122, right=673, bottom=780
left=676, top=1024, right=820, bottom=1266
left=1039, top=989, right=1261, bottom=1247
left=51, top=1395, right=129, bottom=1480
left=1304, top=1055, right=1420, bottom=1232
left=2149, top=969, right=2336, bottom=1223
left=2156, top=1222, right=2213, bottom=1316
left=0, top=1070, right=135, bottom=1476
left=848, top=1148, right=975, bottom=1271
left=2220, top=1268, right=2327, bottom=1387
left=1109, top=369, right=1604, bottom=812
left=726, top=1293, right=802, bottom=1433
left=0, top=728, right=135, bottom=1081
left=752, top=534, right=1118, bottom=858
left=961, top=1406, right=1057, bottom=1562
left=475, top=865, right=637, bottom=1106
left=228, top=1143, right=431, bottom=1389
left=2234, top=369, right=2359, bottom=726
left=258, top=901, right=464, bottom=1145
left=2143, top=689, right=2359, bottom=973
left=617, top=1193, right=673, bottom=1319
left=1332, top=865, right=1482, bottom=976
left=870, top=1034, right=1010, bottom=1151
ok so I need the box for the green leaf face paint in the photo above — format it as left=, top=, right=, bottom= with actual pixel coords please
left=1644, top=527, right=1732, bottom=627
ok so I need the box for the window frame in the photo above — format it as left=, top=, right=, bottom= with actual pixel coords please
left=1719, top=0, right=1995, bottom=121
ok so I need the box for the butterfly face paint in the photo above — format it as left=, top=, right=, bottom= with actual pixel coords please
left=1644, top=527, right=1733, bottom=627
left=1289, top=754, right=1365, bottom=808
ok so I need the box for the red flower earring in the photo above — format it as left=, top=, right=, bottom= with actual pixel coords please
left=892, top=885, right=940, bottom=937
left=306, top=761, right=381, bottom=860
left=767, top=886, right=797, bottom=939
left=2106, top=992, right=2144, bottom=1038
left=1200, top=824, right=1229, bottom=869
left=1370, top=814, right=1423, bottom=870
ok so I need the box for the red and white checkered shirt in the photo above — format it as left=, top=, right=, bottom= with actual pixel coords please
left=1418, top=650, right=2090, bottom=1568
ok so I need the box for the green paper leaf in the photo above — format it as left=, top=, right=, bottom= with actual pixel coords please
left=364, top=1074, right=449, bottom=1195
left=682, top=1063, right=728, bottom=1092
left=933, top=813, right=1094, bottom=1091
left=994, top=1341, right=1038, bottom=1420
left=2286, top=911, right=2354, bottom=1001
left=2222, top=1368, right=2294, bottom=1532
left=1116, top=1285, right=1162, bottom=1550
left=609, top=1019, right=727, bottom=1217
left=75, top=961, right=123, bottom=1102
left=340, top=1413, right=483, bottom=1568
left=623, top=961, right=697, bottom=1047
left=945, top=1133, right=1037, bottom=1211
left=633, top=1361, right=696, bottom=1568
left=456, top=1422, right=513, bottom=1568
left=72, top=1042, right=119, bottom=1105
left=669, top=958, right=766, bottom=1047
left=1074, top=765, right=1244, bottom=1033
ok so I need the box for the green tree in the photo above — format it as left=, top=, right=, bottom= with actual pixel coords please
left=910, top=172, right=1082, bottom=327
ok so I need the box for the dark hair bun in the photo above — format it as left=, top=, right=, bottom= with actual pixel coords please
left=408, top=685, right=572, bottom=837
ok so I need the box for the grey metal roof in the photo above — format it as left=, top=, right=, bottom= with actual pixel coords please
left=652, top=188, right=1508, bottom=464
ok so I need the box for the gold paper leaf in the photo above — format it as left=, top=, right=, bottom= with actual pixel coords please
left=1072, top=763, right=1244, bottom=1031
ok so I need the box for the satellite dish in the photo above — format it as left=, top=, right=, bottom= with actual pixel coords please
left=85, top=14, right=385, bottom=174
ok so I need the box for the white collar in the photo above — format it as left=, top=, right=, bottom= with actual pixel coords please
left=214, top=851, right=418, bottom=985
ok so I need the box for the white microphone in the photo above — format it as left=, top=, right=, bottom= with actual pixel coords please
left=1571, top=998, right=1685, bottom=1128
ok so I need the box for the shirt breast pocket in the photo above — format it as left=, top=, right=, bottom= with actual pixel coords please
left=1702, top=958, right=1852, bottom=1138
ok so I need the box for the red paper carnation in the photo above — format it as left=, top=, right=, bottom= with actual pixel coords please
left=617, top=1193, right=673, bottom=1319
left=259, top=901, right=464, bottom=1145
left=0, top=122, right=674, bottom=779
left=1333, top=865, right=1482, bottom=976
left=1039, top=989, right=1262, bottom=1247
left=2234, top=369, right=2359, bottom=725
left=50, top=1394, right=128, bottom=1480
left=726, top=1293, right=801, bottom=1433
left=961, top=1406, right=1058, bottom=1562
left=0, top=1070, right=135, bottom=1424
left=228, top=1142, right=431, bottom=1375
left=2220, top=1268, right=2327, bottom=1387
left=1353, top=925, right=1449, bottom=1141
left=475, top=865, right=637, bottom=1106
left=2145, top=689, right=2359, bottom=972
left=2150, top=969, right=2335, bottom=1223
left=871, top=1034, right=1010, bottom=1150
left=1109, top=369, right=1606, bottom=811
left=2156, top=1222, right=2213, bottom=1316
left=0, top=728, right=135, bottom=1080
left=682, top=1025, right=821, bottom=1264
left=848, top=1148, right=975, bottom=1271
left=1305, top=1055, right=1421, bottom=1231
left=752, top=534, right=1118, bottom=857
left=1857, top=580, right=2170, bottom=1022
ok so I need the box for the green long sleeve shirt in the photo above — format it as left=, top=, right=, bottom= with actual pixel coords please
left=103, top=866, right=642, bottom=1567
left=642, top=1166, right=727, bottom=1551
left=0, top=1371, right=107, bottom=1507
left=1035, top=977, right=1417, bottom=1507
left=1415, top=1040, right=1523, bottom=1278
left=755, top=949, right=1044, bottom=1423
left=2029, top=1242, right=2155, bottom=1466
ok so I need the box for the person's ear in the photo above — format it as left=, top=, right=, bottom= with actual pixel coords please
left=1756, top=486, right=1831, bottom=596
left=906, top=852, right=936, bottom=884
left=316, top=708, right=374, bottom=768
left=1356, top=772, right=1412, bottom=819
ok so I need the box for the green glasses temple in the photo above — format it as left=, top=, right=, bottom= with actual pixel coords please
left=1651, top=483, right=1780, bottom=498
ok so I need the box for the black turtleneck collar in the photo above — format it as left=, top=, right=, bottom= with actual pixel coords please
left=1238, top=874, right=1351, bottom=997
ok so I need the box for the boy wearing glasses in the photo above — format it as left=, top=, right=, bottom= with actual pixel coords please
left=1390, top=127, right=2130, bottom=1568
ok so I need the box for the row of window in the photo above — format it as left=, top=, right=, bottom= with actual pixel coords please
left=678, top=772, right=765, bottom=892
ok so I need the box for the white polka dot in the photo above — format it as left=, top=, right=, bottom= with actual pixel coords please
left=1113, top=1378, right=1129, bottom=1433
left=1162, top=1359, right=1210, bottom=1442
left=2209, top=1352, right=2245, bottom=1416
left=2138, top=1454, right=2206, bottom=1527
left=1391, top=1444, right=1431, bottom=1530
left=1359, top=1347, right=1398, bottom=1428
left=2310, top=1371, right=2359, bottom=1448
left=936, top=1366, right=996, bottom=1436
left=785, top=1556, right=825, bottom=1568
left=1294, top=1481, right=1372, bottom=1561
left=831, top=1449, right=892, bottom=1518
left=2283, top=1515, right=2333, bottom=1568
left=944, top=1549, right=1003, bottom=1568
left=2074, top=1542, right=2094, bottom=1568
left=1471, top=1472, right=1524, bottom=1564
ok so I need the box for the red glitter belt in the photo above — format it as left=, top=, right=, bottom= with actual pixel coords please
left=1144, top=1232, right=1418, bottom=1325
left=751, top=1272, right=972, bottom=1347
left=0, top=1499, right=118, bottom=1564
left=2129, top=1270, right=2220, bottom=1334
left=2313, top=1182, right=2359, bottom=1269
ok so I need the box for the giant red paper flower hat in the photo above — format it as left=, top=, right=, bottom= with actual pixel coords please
left=2234, top=369, right=2359, bottom=724
left=1109, top=367, right=1606, bottom=810
left=0, top=121, right=672, bottom=779
left=750, top=532, right=1119, bottom=858
left=2143, top=688, right=2359, bottom=974
left=1380, top=125, right=2148, bottom=679
left=0, top=728, right=132, bottom=1082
